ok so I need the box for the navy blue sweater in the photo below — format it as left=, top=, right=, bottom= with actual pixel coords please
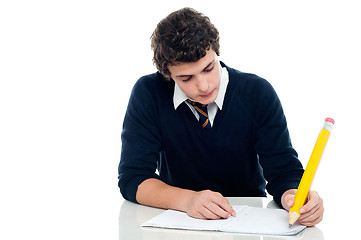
left=118, top=63, right=304, bottom=207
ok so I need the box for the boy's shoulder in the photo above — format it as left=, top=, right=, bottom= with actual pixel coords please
left=131, top=71, right=174, bottom=100
left=223, top=63, right=273, bottom=94
left=135, top=71, right=173, bottom=88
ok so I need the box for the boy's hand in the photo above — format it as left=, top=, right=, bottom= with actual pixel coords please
left=184, top=190, right=236, bottom=219
left=281, top=189, right=324, bottom=226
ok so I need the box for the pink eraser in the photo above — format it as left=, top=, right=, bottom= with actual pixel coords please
left=325, top=118, right=335, bottom=124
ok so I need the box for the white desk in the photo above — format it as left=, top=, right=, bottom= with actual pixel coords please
left=118, top=197, right=324, bottom=240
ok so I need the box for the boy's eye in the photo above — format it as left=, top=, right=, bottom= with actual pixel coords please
left=182, top=76, right=192, bottom=82
left=204, top=65, right=214, bottom=72
left=179, top=63, right=214, bottom=82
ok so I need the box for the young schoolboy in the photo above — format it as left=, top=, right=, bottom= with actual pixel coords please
left=118, top=7, right=324, bottom=226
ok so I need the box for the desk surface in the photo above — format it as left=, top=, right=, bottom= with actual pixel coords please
left=118, top=197, right=324, bottom=240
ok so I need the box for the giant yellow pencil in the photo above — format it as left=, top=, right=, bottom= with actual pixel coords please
left=289, top=118, right=334, bottom=227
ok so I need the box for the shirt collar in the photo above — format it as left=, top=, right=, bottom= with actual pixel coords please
left=173, top=63, right=229, bottom=110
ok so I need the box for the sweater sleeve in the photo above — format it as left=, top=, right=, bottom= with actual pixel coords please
left=252, top=77, right=304, bottom=207
left=118, top=76, right=162, bottom=203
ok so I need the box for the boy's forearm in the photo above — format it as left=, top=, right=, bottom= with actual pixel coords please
left=135, top=178, right=194, bottom=212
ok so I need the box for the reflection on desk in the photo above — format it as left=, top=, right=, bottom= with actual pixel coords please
left=118, top=197, right=324, bottom=240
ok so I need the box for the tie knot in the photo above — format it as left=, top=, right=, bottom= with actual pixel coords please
left=186, top=99, right=211, bottom=130
left=187, top=99, right=207, bottom=109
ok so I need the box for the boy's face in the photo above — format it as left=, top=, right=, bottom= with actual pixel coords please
left=168, top=49, right=221, bottom=105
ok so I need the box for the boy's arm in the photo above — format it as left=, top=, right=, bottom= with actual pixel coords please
left=136, top=178, right=236, bottom=219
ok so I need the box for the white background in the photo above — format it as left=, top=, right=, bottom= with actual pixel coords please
left=1, top=0, right=360, bottom=239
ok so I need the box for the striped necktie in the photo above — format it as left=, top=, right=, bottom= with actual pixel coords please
left=187, top=99, right=211, bottom=130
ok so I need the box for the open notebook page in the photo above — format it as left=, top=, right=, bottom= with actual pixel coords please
left=142, top=205, right=306, bottom=236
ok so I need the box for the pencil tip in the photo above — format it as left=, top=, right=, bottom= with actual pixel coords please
left=289, top=224, right=292, bottom=228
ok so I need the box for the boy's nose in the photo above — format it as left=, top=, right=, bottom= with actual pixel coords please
left=196, top=76, right=209, bottom=92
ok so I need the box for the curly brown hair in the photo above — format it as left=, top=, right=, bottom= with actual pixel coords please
left=151, top=7, right=220, bottom=80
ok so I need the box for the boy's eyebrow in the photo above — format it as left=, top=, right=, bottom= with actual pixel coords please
left=175, top=59, right=215, bottom=78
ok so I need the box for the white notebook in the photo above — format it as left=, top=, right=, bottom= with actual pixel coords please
left=141, top=205, right=307, bottom=236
